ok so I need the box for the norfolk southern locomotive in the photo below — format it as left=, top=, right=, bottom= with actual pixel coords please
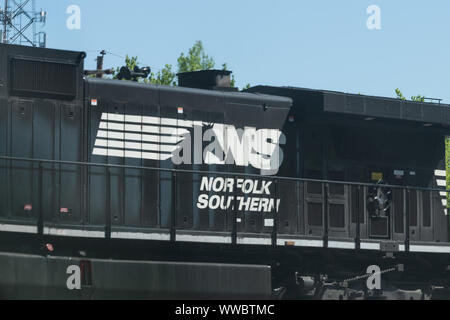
left=0, top=44, right=449, bottom=300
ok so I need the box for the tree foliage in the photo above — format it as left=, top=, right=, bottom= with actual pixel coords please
left=411, top=95, right=425, bottom=102
left=395, top=88, right=406, bottom=101
left=149, top=64, right=177, bottom=86
left=242, top=83, right=251, bottom=90
left=177, top=41, right=215, bottom=73
left=113, top=41, right=249, bottom=89
left=395, top=88, right=425, bottom=102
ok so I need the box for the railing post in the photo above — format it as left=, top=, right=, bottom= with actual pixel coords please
left=232, top=175, right=237, bottom=245
left=37, top=161, right=43, bottom=236
left=323, top=183, right=329, bottom=248
left=170, top=171, right=177, bottom=242
left=355, top=185, right=361, bottom=250
left=405, top=188, right=410, bottom=252
left=272, top=179, right=278, bottom=247
left=85, top=162, right=89, bottom=228
left=105, top=166, right=111, bottom=240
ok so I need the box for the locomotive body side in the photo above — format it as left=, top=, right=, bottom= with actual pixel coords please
left=0, top=44, right=449, bottom=251
left=1, top=44, right=450, bottom=299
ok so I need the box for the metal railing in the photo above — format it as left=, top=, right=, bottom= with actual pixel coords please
left=0, top=155, right=448, bottom=250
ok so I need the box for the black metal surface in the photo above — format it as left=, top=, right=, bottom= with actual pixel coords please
left=323, top=183, right=329, bottom=248
left=10, top=58, right=77, bottom=99
left=0, top=44, right=448, bottom=262
left=177, top=69, right=233, bottom=90
left=0, top=251, right=272, bottom=299
left=246, top=84, right=450, bottom=244
left=0, top=43, right=84, bottom=101
left=1, top=155, right=448, bottom=249
left=322, top=91, right=450, bottom=125
left=406, top=189, right=410, bottom=252
left=2, top=44, right=450, bottom=301
left=355, top=186, right=361, bottom=249
left=251, top=85, right=450, bottom=126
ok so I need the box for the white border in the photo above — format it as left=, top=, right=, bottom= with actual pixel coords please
left=43, top=227, right=105, bottom=238
left=0, top=224, right=37, bottom=234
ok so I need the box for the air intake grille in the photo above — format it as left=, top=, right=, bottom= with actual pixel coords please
left=10, top=58, right=77, bottom=99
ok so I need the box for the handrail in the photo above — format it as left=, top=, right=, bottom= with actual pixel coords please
left=0, top=155, right=447, bottom=192
left=0, top=155, right=448, bottom=252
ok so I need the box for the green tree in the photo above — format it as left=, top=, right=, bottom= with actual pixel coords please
left=149, top=64, right=177, bottom=86
left=113, top=41, right=249, bottom=89
left=395, top=89, right=425, bottom=102
left=395, top=88, right=406, bottom=100
left=411, top=95, right=425, bottom=102
left=175, top=42, right=249, bottom=89
left=177, top=41, right=215, bottom=73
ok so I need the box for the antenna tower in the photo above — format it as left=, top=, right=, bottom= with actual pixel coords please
left=0, top=0, right=46, bottom=47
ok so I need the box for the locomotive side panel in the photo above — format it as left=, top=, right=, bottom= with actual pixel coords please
left=0, top=99, right=84, bottom=228
left=86, top=80, right=292, bottom=242
left=87, top=83, right=163, bottom=234
left=247, top=86, right=450, bottom=245
left=0, top=44, right=85, bottom=232
left=58, top=102, right=83, bottom=225
left=0, top=98, right=7, bottom=219
left=0, top=44, right=448, bottom=256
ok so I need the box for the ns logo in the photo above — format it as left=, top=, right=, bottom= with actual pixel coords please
left=93, top=113, right=286, bottom=176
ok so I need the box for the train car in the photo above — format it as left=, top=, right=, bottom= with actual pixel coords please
left=0, top=44, right=449, bottom=299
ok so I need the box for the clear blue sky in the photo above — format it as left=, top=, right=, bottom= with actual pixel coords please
left=39, top=0, right=450, bottom=101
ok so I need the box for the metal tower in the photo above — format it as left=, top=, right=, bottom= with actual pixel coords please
left=0, top=0, right=46, bottom=47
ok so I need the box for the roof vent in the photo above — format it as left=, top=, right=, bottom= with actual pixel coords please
left=177, top=69, right=237, bottom=91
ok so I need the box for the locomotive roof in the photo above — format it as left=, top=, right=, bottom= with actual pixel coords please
left=85, top=78, right=293, bottom=111
left=247, top=85, right=450, bottom=127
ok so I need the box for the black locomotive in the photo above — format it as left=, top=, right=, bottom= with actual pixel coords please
left=0, top=44, right=449, bottom=299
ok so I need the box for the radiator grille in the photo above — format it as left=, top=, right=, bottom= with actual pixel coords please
left=10, top=58, right=77, bottom=99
